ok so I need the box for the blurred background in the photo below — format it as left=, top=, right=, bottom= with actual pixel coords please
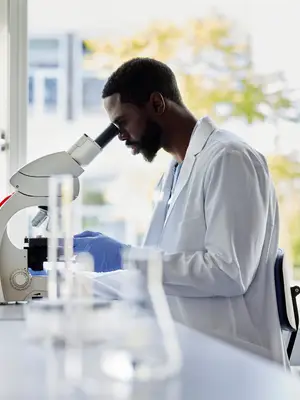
left=6, top=0, right=300, bottom=277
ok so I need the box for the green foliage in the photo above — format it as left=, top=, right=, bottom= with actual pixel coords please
left=84, top=14, right=296, bottom=124
left=82, top=216, right=100, bottom=230
left=267, top=155, right=300, bottom=269
left=291, top=225, right=300, bottom=266
left=294, top=266, right=300, bottom=280
left=82, top=190, right=108, bottom=205
left=268, top=155, right=300, bottom=184
left=84, top=14, right=300, bottom=270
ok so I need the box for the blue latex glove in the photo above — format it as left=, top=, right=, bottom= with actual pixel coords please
left=73, top=230, right=128, bottom=273
left=28, top=268, right=48, bottom=276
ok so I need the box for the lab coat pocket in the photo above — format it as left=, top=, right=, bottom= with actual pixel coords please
left=177, top=215, right=205, bottom=251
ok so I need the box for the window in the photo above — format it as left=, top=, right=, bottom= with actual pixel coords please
left=82, top=76, right=105, bottom=113
left=28, top=76, right=34, bottom=105
left=44, top=77, right=58, bottom=111
left=29, top=38, right=60, bottom=68
left=27, top=34, right=67, bottom=116
left=27, top=69, right=66, bottom=117
left=29, top=38, right=59, bottom=51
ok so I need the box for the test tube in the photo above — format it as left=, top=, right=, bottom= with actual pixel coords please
left=47, top=174, right=74, bottom=300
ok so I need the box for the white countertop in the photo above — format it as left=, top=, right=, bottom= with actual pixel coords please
left=0, top=304, right=300, bottom=399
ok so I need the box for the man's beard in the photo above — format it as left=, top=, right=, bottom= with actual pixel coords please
left=127, top=120, right=163, bottom=162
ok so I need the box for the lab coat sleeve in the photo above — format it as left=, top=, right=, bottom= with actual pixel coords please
left=161, top=147, right=271, bottom=297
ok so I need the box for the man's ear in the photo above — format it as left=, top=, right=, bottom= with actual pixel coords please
left=149, top=92, right=166, bottom=115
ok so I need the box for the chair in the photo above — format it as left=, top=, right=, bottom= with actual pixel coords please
left=274, top=248, right=300, bottom=360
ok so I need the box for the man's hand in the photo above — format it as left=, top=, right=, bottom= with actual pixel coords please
left=73, top=230, right=128, bottom=273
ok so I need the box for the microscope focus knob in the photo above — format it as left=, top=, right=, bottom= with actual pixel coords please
left=10, top=270, right=32, bottom=290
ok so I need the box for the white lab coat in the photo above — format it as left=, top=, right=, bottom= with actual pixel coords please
left=143, top=116, right=287, bottom=366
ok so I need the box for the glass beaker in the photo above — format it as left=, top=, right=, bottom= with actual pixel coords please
left=47, top=174, right=74, bottom=300
left=99, top=247, right=182, bottom=382
left=25, top=174, right=75, bottom=342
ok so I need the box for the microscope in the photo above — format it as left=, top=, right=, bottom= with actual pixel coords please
left=0, top=124, right=119, bottom=302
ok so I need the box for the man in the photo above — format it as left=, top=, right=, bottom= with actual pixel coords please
left=74, top=58, right=286, bottom=366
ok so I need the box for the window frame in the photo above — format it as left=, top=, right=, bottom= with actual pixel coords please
left=0, top=0, right=28, bottom=246
left=6, top=0, right=28, bottom=178
left=0, top=0, right=9, bottom=197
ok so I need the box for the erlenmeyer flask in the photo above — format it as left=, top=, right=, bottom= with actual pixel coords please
left=100, top=246, right=182, bottom=382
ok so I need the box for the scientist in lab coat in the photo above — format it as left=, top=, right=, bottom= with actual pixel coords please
left=73, top=57, right=286, bottom=366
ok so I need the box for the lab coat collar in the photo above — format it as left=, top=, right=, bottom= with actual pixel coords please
left=163, top=116, right=217, bottom=173
left=190, top=116, right=217, bottom=156
left=143, top=116, right=217, bottom=245
left=164, top=116, right=217, bottom=225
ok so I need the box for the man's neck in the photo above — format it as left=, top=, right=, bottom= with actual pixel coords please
left=163, top=110, right=198, bottom=162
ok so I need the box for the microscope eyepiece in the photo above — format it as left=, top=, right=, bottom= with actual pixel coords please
left=95, top=123, right=119, bottom=149
left=67, top=123, right=119, bottom=166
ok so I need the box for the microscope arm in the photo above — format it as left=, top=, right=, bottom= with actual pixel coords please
left=0, top=133, right=94, bottom=242
left=0, top=142, right=87, bottom=301
left=9, top=133, right=99, bottom=198
left=0, top=124, right=119, bottom=301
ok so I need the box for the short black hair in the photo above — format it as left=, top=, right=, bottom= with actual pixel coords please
left=102, top=57, right=183, bottom=106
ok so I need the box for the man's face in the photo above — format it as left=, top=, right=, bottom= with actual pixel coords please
left=103, top=93, right=164, bottom=162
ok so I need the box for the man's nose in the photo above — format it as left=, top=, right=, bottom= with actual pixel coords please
left=118, top=131, right=129, bottom=141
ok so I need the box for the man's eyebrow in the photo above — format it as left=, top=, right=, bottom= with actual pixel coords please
left=113, top=116, right=125, bottom=125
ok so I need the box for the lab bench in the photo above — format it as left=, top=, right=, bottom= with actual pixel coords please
left=0, top=304, right=300, bottom=399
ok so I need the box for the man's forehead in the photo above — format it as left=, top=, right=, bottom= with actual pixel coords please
left=103, top=93, right=138, bottom=123
left=103, top=94, right=122, bottom=119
